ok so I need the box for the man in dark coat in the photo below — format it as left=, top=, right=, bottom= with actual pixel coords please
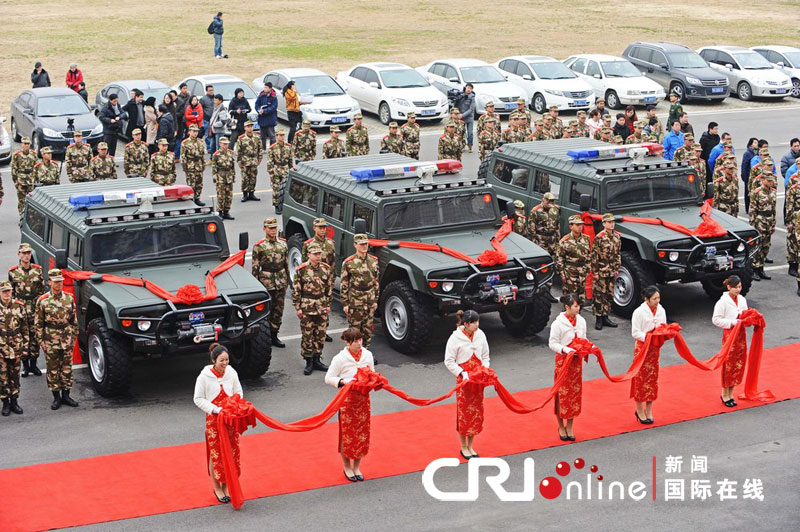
left=98, top=94, right=128, bottom=156
left=255, top=81, right=278, bottom=149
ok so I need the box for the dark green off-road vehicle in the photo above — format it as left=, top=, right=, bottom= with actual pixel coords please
left=279, top=154, right=555, bottom=354
left=20, top=178, right=272, bottom=397
left=481, top=138, right=760, bottom=316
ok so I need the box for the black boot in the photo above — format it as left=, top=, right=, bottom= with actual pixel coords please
left=61, top=389, right=79, bottom=408
left=765, top=257, right=774, bottom=264
left=789, top=262, right=798, bottom=277
left=756, top=268, right=771, bottom=280
left=602, top=315, right=618, bottom=328
left=271, top=330, right=285, bottom=348
left=250, top=192, right=261, bottom=201
left=303, top=358, right=314, bottom=375
left=313, top=355, right=329, bottom=371
left=751, top=270, right=761, bottom=282
left=194, top=197, right=206, bottom=206
left=797, top=282, right=800, bottom=297
left=9, top=397, right=23, bottom=415
left=325, top=334, right=333, bottom=343
left=241, top=192, right=250, bottom=203
left=21, top=358, right=30, bottom=378
left=595, top=316, right=603, bottom=330
left=51, top=391, right=62, bottom=410
left=1, top=398, right=10, bottom=417
left=30, top=359, right=42, bottom=376
left=222, top=211, right=235, bottom=220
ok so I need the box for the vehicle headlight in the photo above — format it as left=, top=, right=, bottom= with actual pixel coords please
left=525, top=270, right=535, bottom=281
left=137, top=320, right=152, bottom=332
left=90, top=124, right=103, bottom=135
left=301, top=106, right=320, bottom=114
left=668, top=252, right=679, bottom=262
left=627, top=90, right=641, bottom=96
left=392, top=97, right=411, bottom=107
left=736, top=242, right=745, bottom=252
left=686, top=76, right=702, bottom=86
left=42, top=127, right=62, bottom=138
left=442, top=282, right=454, bottom=293
left=244, top=308, right=252, bottom=317
left=545, top=89, right=565, bottom=97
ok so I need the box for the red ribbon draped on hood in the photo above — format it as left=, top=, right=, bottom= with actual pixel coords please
left=583, top=200, right=727, bottom=240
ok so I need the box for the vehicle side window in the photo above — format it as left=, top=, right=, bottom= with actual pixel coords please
left=493, top=159, right=530, bottom=190
left=586, top=61, right=601, bottom=77
left=443, top=65, right=458, bottom=81
left=364, top=69, right=380, bottom=86
left=498, top=60, right=509, bottom=72
left=515, top=61, right=532, bottom=77
left=18, top=93, right=31, bottom=108
left=636, top=48, right=654, bottom=63
left=352, top=203, right=375, bottom=234
left=351, top=67, right=366, bottom=81
left=322, top=191, right=345, bottom=222
left=531, top=170, right=551, bottom=194
left=651, top=51, right=667, bottom=67
left=115, top=87, right=129, bottom=105
left=766, top=51, right=783, bottom=64
left=430, top=63, right=445, bottom=76
left=569, top=181, right=599, bottom=210
left=718, top=52, right=736, bottom=68
left=47, top=221, right=65, bottom=249
left=570, top=58, right=587, bottom=73
left=266, top=74, right=279, bottom=88
left=188, top=80, right=202, bottom=95
left=67, top=232, right=82, bottom=263
left=548, top=174, right=562, bottom=200
left=289, top=180, right=319, bottom=211
left=26, top=208, right=46, bottom=240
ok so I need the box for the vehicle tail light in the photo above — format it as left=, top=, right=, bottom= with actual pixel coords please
left=207, top=223, right=217, bottom=233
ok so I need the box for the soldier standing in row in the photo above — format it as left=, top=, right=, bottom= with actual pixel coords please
left=346, top=113, right=369, bottom=156
left=597, top=127, right=614, bottom=144
left=268, top=128, right=292, bottom=208
left=575, top=111, right=591, bottom=138
left=562, top=120, right=580, bottom=139
left=11, top=136, right=38, bottom=215
left=34, top=269, right=79, bottom=410
left=237, top=121, right=263, bottom=202
left=513, top=98, right=532, bottom=129
left=591, top=213, right=621, bottom=331
left=450, top=108, right=467, bottom=155
left=477, top=101, right=501, bottom=134
left=692, top=144, right=708, bottom=184
left=380, top=122, right=404, bottom=155
left=672, top=133, right=695, bottom=161
left=748, top=147, right=773, bottom=196
left=65, top=130, right=93, bottom=183
left=624, top=121, right=648, bottom=145
left=786, top=170, right=800, bottom=279
left=90, top=142, right=116, bottom=180
left=478, top=117, right=500, bottom=161
left=548, top=106, right=564, bottom=139
left=501, top=116, right=525, bottom=145
left=401, top=112, right=420, bottom=159
left=512, top=200, right=531, bottom=240
left=340, top=234, right=379, bottom=348
left=0, top=280, right=28, bottom=417
left=211, top=136, right=235, bottom=220
left=322, top=126, right=346, bottom=159
left=292, top=119, right=317, bottom=164
left=749, top=173, right=777, bottom=281
left=181, top=124, right=207, bottom=205
left=251, top=218, right=289, bottom=348
left=557, top=215, right=591, bottom=304
left=438, top=122, right=462, bottom=160
left=528, top=119, right=551, bottom=141
left=9, top=243, right=44, bottom=378
left=713, top=159, right=739, bottom=216
left=292, top=243, right=333, bottom=375
left=149, top=138, right=176, bottom=185
left=530, top=192, right=560, bottom=260
left=123, top=128, right=149, bottom=178
left=302, top=218, right=337, bottom=343
left=32, top=147, right=60, bottom=186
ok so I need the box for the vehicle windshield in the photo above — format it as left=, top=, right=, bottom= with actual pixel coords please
left=90, top=221, right=222, bottom=265
left=601, top=61, right=642, bottom=78
left=383, top=192, right=496, bottom=233
left=460, top=66, right=505, bottom=83
left=732, top=52, right=773, bottom=70
left=210, top=82, right=257, bottom=100
left=530, top=62, right=577, bottom=80
left=783, top=52, right=800, bottom=67
left=379, top=69, right=430, bottom=88
left=606, top=173, right=701, bottom=208
left=666, top=52, right=707, bottom=69
left=37, top=94, right=90, bottom=117
left=142, top=87, right=170, bottom=101
left=294, top=75, right=344, bottom=96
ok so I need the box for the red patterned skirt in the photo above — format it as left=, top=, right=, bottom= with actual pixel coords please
left=630, top=339, right=661, bottom=402
left=205, top=389, right=241, bottom=482
left=456, top=355, right=485, bottom=437
left=721, top=327, right=747, bottom=387
left=339, top=389, right=371, bottom=459
left=554, top=352, right=583, bottom=419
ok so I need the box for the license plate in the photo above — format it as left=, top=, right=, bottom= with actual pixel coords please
left=486, top=274, right=500, bottom=285
left=331, top=116, right=347, bottom=123
left=188, top=311, right=204, bottom=324
left=712, top=87, right=724, bottom=94
left=776, top=89, right=787, bottom=94
left=574, top=100, right=587, bottom=106
left=644, top=96, right=657, bottom=103
left=421, top=109, right=436, bottom=116
left=505, top=103, right=516, bottom=110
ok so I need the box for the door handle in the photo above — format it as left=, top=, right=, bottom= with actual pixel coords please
left=647, top=68, right=654, bottom=74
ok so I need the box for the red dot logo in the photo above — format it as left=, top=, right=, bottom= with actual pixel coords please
left=539, top=477, right=562, bottom=499
left=574, top=458, right=585, bottom=469
left=597, top=475, right=603, bottom=481
left=590, top=465, right=598, bottom=473
left=556, top=461, right=571, bottom=476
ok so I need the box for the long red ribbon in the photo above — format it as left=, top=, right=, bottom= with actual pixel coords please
left=583, top=200, right=727, bottom=240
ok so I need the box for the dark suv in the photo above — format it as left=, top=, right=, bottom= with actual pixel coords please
left=622, top=41, right=730, bottom=103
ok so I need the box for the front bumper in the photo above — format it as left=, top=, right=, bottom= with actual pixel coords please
left=751, top=84, right=791, bottom=98
left=42, top=134, right=103, bottom=154
left=685, top=85, right=729, bottom=100
left=303, top=109, right=359, bottom=128
left=392, top=101, right=449, bottom=121
left=619, top=92, right=666, bottom=106
left=543, top=93, right=593, bottom=111
left=656, top=234, right=757, bottom=283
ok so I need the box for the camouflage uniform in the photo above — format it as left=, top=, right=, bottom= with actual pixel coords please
left=713, top=164, right=739, bottom=216
left=527, top=125, right=552, bottom=141
left=749, top=176, right=777, bottom=270
left=292, top=260, right=333, bottom=360
left=452, top=118, right=467, bottom=153
left=302, top=235, right=336, bottom=268
left=11, top=147, right=38, bottom=215
left=548, top=113, right=564, bottom=139
left=0, top=289, right=28, bottom=405
left=690, top=153, right=707, bottom=185
left=252, top=232, right=289, bottom=336
left=180, top=136, right=207, bottom=199
left=149, top=149, right=176, bottom=186
left=123, top=140, right=149, bottom=178
left=512, top=107, right=532, bottom=129
left=346, top=122, right=370, bottom=156
left=65, top=141, right=93, bottom=183
left=9, top=262, right=44, bottom=365
left=478, top=127, right=500, bottom=161
left=748, top=154, right=775, bottom=197
left=575, top=119, right=591, bottom=138
left=529, top=201, right=560, bottom=259
left=785, top=173, right=800, bottom=265
left=672, top=143, right=694, bottom=162
left=401, top=121, right=420, bottom=159
left=35, top=287, right=78, bottom=392
left=624, top=132, right=647, bottom=145
left=501, top=126, right=527, bottom=144
left=511, top=201, right=531, bottom=240
left=380, top=131, right=405, bottom=155
left=340, top=251, right=380, bottom=348
left=292, top=127, right=317, bottom=162
left=477, top=111, right=502, bottom=134
left=237, top=132, right=263, bottom=194
left=211, top=144, right=236, bottom=213
left=90, top=154, right=116, bottom=180
left=557, top=229, right=591, bottom=303
left=322, top=137, right=346, bottom=159
left=32, top=158, right=60, bottom=186
left=591, top=227, right=621, bottom=317
left=268, top=139, right=292, bottom=207
left=438, top=130, right=462, bottom=160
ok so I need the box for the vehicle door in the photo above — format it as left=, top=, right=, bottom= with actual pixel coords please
left=269, top=73, right=286, bottom=120
left=649, top=49, right=671, bottom=88
left=19, top=93, right=35, bottom=137
left=321, top=190, right=347, bottom=268
left=66, top=230, right=86, bottom=323
left=512, top=60, right=537, bottom=100
left=563, top=178, right=600, bottom=233
left=346, top=67, right=368, bottom=110
left=441, top=63, right=462, bottom=92
left=426, top=63, right=450, bottom=95
left=716, top=50, right=741, bottom=85
left=362, top=68, right=382, bottom=113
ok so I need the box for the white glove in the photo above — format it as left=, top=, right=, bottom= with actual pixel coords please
left=461, top=371, right=470, bottom=382
left=563, top=347, right=576, bottom=355
left=212, top=405, right=222, bottom=414
left=343, top=377, right=355, bottom=384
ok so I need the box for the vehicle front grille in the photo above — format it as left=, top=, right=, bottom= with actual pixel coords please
left=701, top=79, right=726, bottom=87
left=320, top=108, right=353, bottom=114
left=568, top=90, right=592, bottom=98
left=764, top=80, right=779, bottom=86
left=412, top=100, right=438, bottom=107
left=499, top=96, right=516, bottom=103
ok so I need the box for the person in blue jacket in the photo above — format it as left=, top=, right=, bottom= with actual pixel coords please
left=255, top=81, right=278, bottom=150
left=662, top=119, right=684, bottom=160
left=708, top=132, right=734, bottom=174
left=741, top=137, right=759, bottom=213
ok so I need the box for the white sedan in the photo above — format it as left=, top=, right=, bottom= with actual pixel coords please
left=494, top=56, right=594, bottom=114
left=336, top=62, right=448, bottom=125
left=751, top=45, right=800, bottom=98
left=563, top=54, right=666, bottom=109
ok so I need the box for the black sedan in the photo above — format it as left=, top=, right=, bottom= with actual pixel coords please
left=10, top=87, right=102, bottom=155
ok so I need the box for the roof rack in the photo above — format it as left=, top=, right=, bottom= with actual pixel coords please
left=377, top=177, right=486, bottom=197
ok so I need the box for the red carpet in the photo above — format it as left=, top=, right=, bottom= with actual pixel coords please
left=3, top=343, right=799, bottom=531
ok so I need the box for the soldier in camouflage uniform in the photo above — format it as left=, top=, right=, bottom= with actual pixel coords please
left=749, top=173, right=777, bottom=281
left=346, top=113, right=370, bottom=156
left=268, top=128, right=292, bottom=208
left=687, top=154, right=706, bottom=197
left=513, top=98, right=532, bottom=129
left=292, top=243, right=333, bottom=375
left=211, top=136, right=235, bottom=220
left=501, top=116, right=526, bottom=144
left=180, top=124, right=208, bottom=205
left=548, top=106, right=564, bottom=139
left=529, top=192, right=560, bottom=259
left=598, top=126, right=615, bottom=144
left=0, top=280, right=27, bottom=416
left=613, top=135, right=624, bottom=145
left=65, top=130, right=93, bottom=183
left=556, top=215, right=591, bottom=304
left=591, top=213, right=621, bottom=330
left=237, top=121, right=263, bottom=202
left=380, top=122, right=405, bottom=155
left=11, top=136, right=38, bottom=215
left=785, top=170, right=800, bottom=278
left=340, top=234, right=380, bottom=348
left=672, top=133, right=695, bottom=162
left=692, top=144, right=707, bottom=184
left=292, top=119, right=317, bottom=163
left=32, top=146, right=60, bottom=186
left=562, top=120, right=581, bottom=139
left=624, top=121, right=648, bottom=145
left=252, top=218, right=289, bottom=347
left=478, top=117, right=500, bottom=161
left=748, top=147, right=775, bottom=197
left=713, top=159, right=739, bottom=216
left=123, top=128, right=150, bottom=178
left=512, top=200, right=531, bottom=240
left=575, top=111, right=591, bottom=138
left=401, top=112, right=421, bottom=159
left=34, top=269, right=79, bottom=410
left=302, top=218, right=337, bottom=343
left=449, top=108, right=467, bottom=154
left=528, top=119, right=552, bottom=141
left=9, top=243, right=44, bottom=378
left=438, top=122, right=462, bottom=160
left=149, top=138, right=176, bottom=185
left=322, top=126, right=346, bottom=159
left=477, top=101, right=502, bottom=134
left=90, top=142, right=117, bottom=180
left=713, top=140, right=735, bottom=183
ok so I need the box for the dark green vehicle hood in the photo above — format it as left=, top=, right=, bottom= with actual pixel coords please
left=611, top=205, right=754, bottom=243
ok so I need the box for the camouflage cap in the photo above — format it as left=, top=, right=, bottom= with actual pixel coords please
left=614, top=135, right=624, bottom=142
left=353, top=112, right=363, bottom=119
left=722, top=159, right=735, bottom=168
left=567, top=120, right=578, bottom=127
left=313, top=217, right=328, bottom=227
left=329, top=125, right=340, bottom=132
left=485, top=101, right=494, bottom=107
left=450, top=107, right=460, bottom=114
left=407, top=111, right=416, bottom=118
left=693, top=143, right=703, bottom=151
left=302, top=119, right=311, bottom=126
left=601, top=127, right=613, bottom=134
left=445, top=121, right=456, bottom=128
left=534, top=119, right=543, bottom=126
left=18, top=243, right=33, bottom=253
left=275, top=128, right=286, bottom=135
left=513, top=199, right=525, bottom=209
left=307, top=243, right=322, bottom=254
left=684, top=133, right=694, bottom=141
left=688, top=154, right=698, bottom=161
left=0, top=280, right=11, bottom=292
left=722, top=139, right=733, bottom=148
left=21, top=136, right=31, bottom=144
left=762, top=157, right=773, bottom=166
left=132, top=128, right=142, bottom=135
left=577, top=110, right=587, bottom=117
left=219, top=137, right=230, bottom=144
left=549, top=105, right=559, bottom=112
left=634, top=121, right=644, bottom=128
left=73, top=130, right=83, bottom=137
left=601, top=213, right=615, bottom=222
left=97, top=142, right=108, bottom=150
left=187, top=124, right=199, bottom=131
left=759, top=147, right=770, bottom=156
left=388, top=121, right=399, bottom=128
left=244, top=120, right=254, bottom=127
left=158, top=138, right=169, bottom=146
left=41, top=146, right=52, bottom=154
left=568, top=214, right=584, bottom=225
left=542, top=114, right=553, bottom=121
left=48, top=268, right=64, bottom=281
left=543, top=192, right=556, bottom=201
left=263, top=217, right=278, bottom=228
left=517, top=97, right=526, bottom=105
left=354, top=233, right=369, bottom=244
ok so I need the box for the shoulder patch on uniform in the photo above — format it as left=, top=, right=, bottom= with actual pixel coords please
left=13, top=299, right=23, bottom=305
left=9, top=265, right=18, bottom=271
left=343, top=255, right=355, bottom=263
left=560, top=234, right=570, bottom=242
left=530, top=204, right=542, bottom=212
left=439, top=134, right=447, bottom=139
left=368, top=254, right=378, bottom=260
left=32, top=264, right=42, bottom=269
left=126, top=141, right=133, bottom=146
left=304, top=238, right=313, bottom=244
left=212, top=151, right=220, bottom=156
left=92, top=156, right=99, bottom=161
left=38, top=293, right=50, bottom=301
left=278, top=237, right=286, bottom=241
left=255, top=238, right=265, bottom=245
left=383, top=135, right=390, bottom=140
left=296, top=263, right=308, bottom=271
left=33, top=162, right=42, bottom=168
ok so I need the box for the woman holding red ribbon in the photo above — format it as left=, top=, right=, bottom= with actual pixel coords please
left=712, top=275, right=748, bottom=407
left=444, top=310, right=490, bottom=460
left=630, top=286, right=667, bottom=424
left=548, top=294, right=587, bottom=442
left=193, top=343, right=243, bottom=504
left=325, top=327, right=375, bottom=482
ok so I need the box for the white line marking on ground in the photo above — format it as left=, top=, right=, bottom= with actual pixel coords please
left=737, top=216, right=787, bottom=232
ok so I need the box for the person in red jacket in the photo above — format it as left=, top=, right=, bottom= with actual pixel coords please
left=184, top=96, right=204, bottom=133
left=66, top=63, right=83, bottom=92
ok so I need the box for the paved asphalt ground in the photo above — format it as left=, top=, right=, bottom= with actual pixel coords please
left=1, top=99, right=799, bottom=531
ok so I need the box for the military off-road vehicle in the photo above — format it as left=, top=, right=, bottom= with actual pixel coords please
left=279, top=154, right=555, bottom=354
left=20, top=178, right=272, bottom=397
left=481, top=138, right=759, bottom=316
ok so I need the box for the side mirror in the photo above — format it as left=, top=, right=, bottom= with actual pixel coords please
left=593, top=74, right=601, bottom=79
left=705, top=181, right=715, bottom=200
left=724, top=63, right=733, bottom=70
left=448, top=77, right=459, bottom=84
left=23, top=108, right=33, bottom=115
left=505, top=202, right=517, bottom=220
left=368, top=81, right=379, bottom=89
left=354, top=218, right=368, bottom=235
left=238, top=231, right=249, bottom=251
left=777, top=61, right=785, bottom=68
left=659, top=63, right=669, bottom=71
left=522, top=74, right=532, bottom=81
left=54, top=249, right=67, bottom=270
left=579, top=194, right=591, bottom=212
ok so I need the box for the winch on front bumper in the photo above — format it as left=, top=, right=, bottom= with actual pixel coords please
left=656, top=233, right=759, bottom=282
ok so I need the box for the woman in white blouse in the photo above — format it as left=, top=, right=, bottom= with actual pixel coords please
left=712, top=275, right=748, bottom=407
left=325, top=327, right=375, bottom=482
left=630, top=286, right=667, bottom=424
left=193, top=343, right=243, bottom=504
left=444, top=310, right=490, bottom=460
left=548, top=294, right=587, bottom=442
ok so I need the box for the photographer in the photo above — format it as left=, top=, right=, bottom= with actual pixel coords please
left=455, top=83, right=476, bottom=153
left=98, top=93, right=129, bottom=156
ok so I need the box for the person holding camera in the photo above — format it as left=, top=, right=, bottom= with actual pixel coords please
left=455, top=83, right=476, bottom=153
left=98, top=93, right=129, bottom=156
left=31, top=62, right=51, bottom=88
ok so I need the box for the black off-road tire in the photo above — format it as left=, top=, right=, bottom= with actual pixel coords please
left=86, top=318, right=132, bottom=397
left=612, top=251, right=656, bottom=318
left=230, top=321, right=272, bottom=379
left=380, top=280, right=434, bottom=354
left=499, top=294, right=552, bottom=337
left=477, top=155, right=490, bottom=181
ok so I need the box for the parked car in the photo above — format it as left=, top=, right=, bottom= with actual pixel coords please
left=417, top=58, right=525, bottom=116
left=174, top=74, right=259, bottom=128
left=95, top=79, right=171, bottom=139
left=0, top=117, right=11, bottom=165
left=336, top=62, right=448, bottom=125
left=251, top=68, right=360, bottom=128
left=493, top=56, right=594, bottom=115
left=10, top=87, right=102, bottom=155
left=751, top=45, right=800, bottom=98
left=622, top=42, right=729, bottom=103
left=563, top=54, right=666, bottom=109
left=697, top=46, right=791, bottom=101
